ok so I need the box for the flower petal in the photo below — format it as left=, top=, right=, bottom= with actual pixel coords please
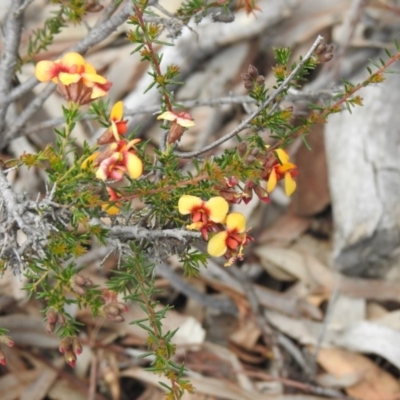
left=35, top=60, right=57, bottom=82
left=111, top=101, right=124, bottom=121
left=225, top=212, right=246, bottom=233
left=59, top=72, right=81, bottom=85
left=207, top=231, right=228, bottom=257
left=186, top=222, right=203, bottom=231
left=178, top=195, right=203, bottom=215
left=82, top=73, right=108, bottom=85
left=278, top=162, right=297, bottom=173
left=275, top=148, right=289, bottom=164
left=60, top=52, right=85, bottom=68
left=176, top=117, right=195, bottom=127
left=266, top=168, right=277, bottom=192
left=125, top=152, right=143, bottom=179
left=206, top=197, right=229, bottom=223
left=102, top=203, right=120, bottom=215
left=284, top=172, right=296, bottom=196
left=90, top=85, right=108, bottom=99
left=81, top=152, right=99, bottom=169
left=157, top=111, right=176, bottom=122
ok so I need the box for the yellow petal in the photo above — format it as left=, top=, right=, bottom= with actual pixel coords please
left=266, top=168, right=277, bottom=192
left=125, top=153, right=143, bottom=179
left=102, top=203, right=120, bottom=215
left=275, top=148, right=289, bottom=164
left=206, top=197, right=229, bottom=223
left=186, top=222, right=203, bottom=230
left=207, top=232, right=228, bottom=257
left=284, top=172, right=296, bottom=196
left=178, top=195, right=202, bottom=215
left=96, top=167, right=107, bottom=181
left=225, top=212, right=246, bottom=233
left=157, top=111, right=176, bottom=122
left=82, top=73, right=107, bottom=85
left=81, top=152, right=99, bottom=169
left=59, top=72, right=81, bottom=85
left=176, top=117, right=195, bottom=127
left=35, top=60, right=56, bottom=82
left=60, top=52, right=85, bottom=68
left=279, top=162, right=296, bottom=172
left=90, top=86, right=107, bottom=99
left=111, top=101, right=123, bottom=121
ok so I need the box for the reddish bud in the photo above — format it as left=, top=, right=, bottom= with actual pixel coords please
left=247, top=64, right=258, bottom=79
left=59, top=337, right=72, bottom=354
left=64, top=349, right=77, bottom=367
left=47, top=308, right=57, bottom=324
left=256, top=75, right=265, bottom=85
left=237, top=141, right=248, bottom=157
left=244, top=80, right=254, bottom=90
left=47, top=321, right=56, bottom=334
left=116, top=302, right=128, bottom=313
left=0, top=349, right=6, bottom=365
left=57, top=313, right=66, bottom=325
left=107, top=314, right=125, bottom=323
left=0, top=336, right=14, bottom=348
left=225, top=176, right=239, bottom=188
left=72, top=336, right=83, bottom=356
left=253, top=183, right=270, bottom=203
left=319, top=53, right=334, bottom=63
left=314, top=42, right=327, bottom=56
left=168, top=121, right=185, bottom=144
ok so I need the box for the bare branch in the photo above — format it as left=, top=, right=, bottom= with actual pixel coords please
left=173, top=35, right=325, bottom=158
left=0, top=0, right=25, bottom=135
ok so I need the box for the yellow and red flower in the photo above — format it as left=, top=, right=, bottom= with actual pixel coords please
left=264, top=149, right=297, bottom=196
left=95, top=139, right=142, bottom=181
left=157, top=110, right=195, bottom=144
left=35, top=52, right=112, bottom=104
left=101, top=187, right=122, bottom=215
left=207, top=212, right=252, bottom=266
left=178, top=195, right=229, bottom=240
left=97, top=101, right=128, bottom=145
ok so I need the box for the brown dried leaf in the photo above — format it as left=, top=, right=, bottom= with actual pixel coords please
left=316, top=348, right=400, bottom=400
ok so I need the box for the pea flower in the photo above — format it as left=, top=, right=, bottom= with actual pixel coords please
left=157, top=110, right=195, bottom=144
left=178, top=195, right=229, bottom=240
left=101, top=187, right=122, bottom=215
left=95, top=139, right=142, bottom=181
left=265, top=149, right=297, bottom=196
left=97, top=101, right=128, bottom=145
left=207, top=212, right=252, bottom=266
left=35, top=52, right=112, bottom=104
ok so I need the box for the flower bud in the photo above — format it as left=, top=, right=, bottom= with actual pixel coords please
left=247, top=64, right=259, bottom=79
left=314, top=42, right=327, bottom=56
left=57, top=313, right=66, bottom=325
left=46, top=321, right=56, bottom=334
left=237, top=141, right=248, bottom=157
left=0, top=335, right=14, bottom=348
left=242, top=182, right=253, bottom=204
left=256, top=75, right=265, bottom=85
left=47, top=308, right=57, bottom=324
left=244, top=80, right=254, bottom=90
left=64, top=349, right=77, bottom=367
left=0, top=349, right=6, bottom=366
left=253, top=183, right=270, bottom=203
left=59, top=337, right=72, bottom=354
left=72, top=336, right=83, bottom=356
left=107, top=314, right=125, bottom=323
left=225, top=176, right=239, bottom=188
left=319, top=53, right=334, bottom=63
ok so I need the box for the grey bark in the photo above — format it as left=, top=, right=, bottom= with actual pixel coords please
left=325, top=56, right=400, bottom=277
